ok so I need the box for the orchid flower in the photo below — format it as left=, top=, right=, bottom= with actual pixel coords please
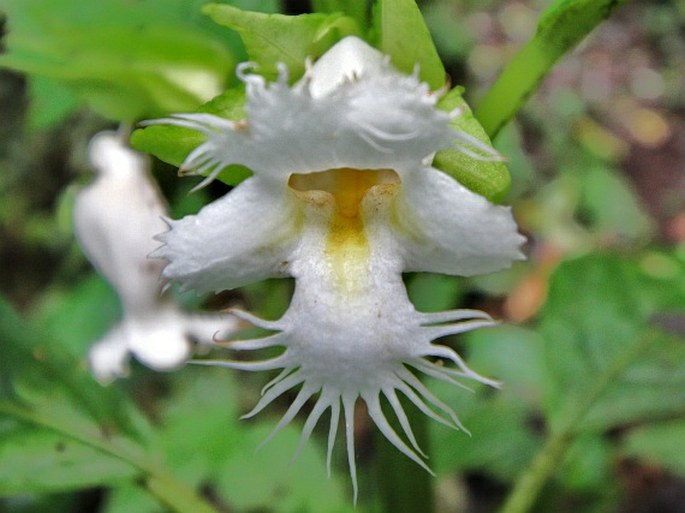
left=148, top=37, right=525, bottom=498
left=73, top=131, right=236, bottom=383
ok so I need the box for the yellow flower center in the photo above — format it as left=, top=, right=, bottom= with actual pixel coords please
left=289, top=168, right=400, bottom=293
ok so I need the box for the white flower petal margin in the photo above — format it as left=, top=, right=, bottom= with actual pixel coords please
left=148, top=36, right=525, bottom=500
left=73, top=131, right=238, bottom=383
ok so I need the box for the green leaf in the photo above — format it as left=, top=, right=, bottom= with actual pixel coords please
left=467, top=325, right=547, bottom=405
left=130, top=87, right=252, bottom=186
left=372, top=0, right=445, bottom=89
left=623, top=420, right=685, bottom=478
left=1, top=0, right=236, bottom=121
left=427, top=327, right=546, bottom=482
left=475, top=0, right=628, bottom=138
left=0, top=296, right=140, bottom=436
left=158, top=368, right=243, bottom=483
left=32, top=274, right=121, bottom=357
left=434, top=87, right=511, bottom=202
left=499, top=252, right=685, bottom=513
left=311, top=0, right=371, bottom=30
left=430, top=385, right=540, bottom=482
left=216, top=424, right=352, bottom=513
left=406, top=273, right=464, bottom=313
left=152, top=365, right=353, bottom=512
left=102, top=484, right=161, bottom=513
left=154, top=367, right=351, bottom=512
left=203, top=4, right=360, bottom=81
left=0, top=426, right=138, bottom=495
left=27, top=76, right=80, bottom=130
left=0, top=300, right=224, bottom=512
left=541, top=253, right=685, bottom=433
left=557, top=434, right=612, bottom=492
left=578, top=164, right=655, bottom=241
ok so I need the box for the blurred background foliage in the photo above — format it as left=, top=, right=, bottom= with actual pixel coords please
left=0, top=1, right=684, bottom=513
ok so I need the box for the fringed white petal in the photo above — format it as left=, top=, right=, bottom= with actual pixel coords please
left=363, top=391, right=435, bottom=475
left=382, top=387, right=427, bottom=458
left=292, top=389, right=337, bottom=463
left=145, top=39, right=458, bottom=186
left=257, top=382, right=320, bottom=449
left=152, top=177, right=299, bottom=294
left=242, top=370, right=306, bottom=420
left=396, top=165, right=526, bottom=276
left=342, top=393, right=359, bottom=504
left=191, top=218, right=500, bottom=497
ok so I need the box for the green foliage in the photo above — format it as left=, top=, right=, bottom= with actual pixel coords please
left=32, top=275, right=121, bottom=356
left=475, top=0, right=628, bottom=138
left=371, top=0, right=445, bottom=89
left=0, top=428, right=137, bottom=494
left=0, top=291, right=354, bottom=512
left=623, top=420, right=685, bottom=478
left=312, top=0, right=371, bottom=30
left=1, top=1, right=673, bottom=513
left=0, top=0, right=242, bottom=122
left=435, top=87, right=512, bottom=202
left=558, top=434, right=612, bottom=492
left=26, top=76, right=79, bottom=130
left=424, top=251, right=685, bottom=513
left=541, top=253, right=685, bottom=433
left=0, top=297, right=150, bottom=496
left=578, top=164, right=654, bottom=241
left=498, top=252, right=685, bottom=513
left=430, top=326, right=544, bottom=481
left=432, top=391, right=541, bottom=482
left=156, top=368, right=353, bottom=512
left=407, top=273, right=464, bottom=313
left=217, top=424, right=352, bottom=512
left=0, top=297, right=141, bottom=435
left=203, top=4, right=360, bottom=81
left=131, top=87, right=253, bottom=185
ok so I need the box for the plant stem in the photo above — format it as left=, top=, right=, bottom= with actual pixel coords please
left=498, top=429, right=571, bottom=513
left=0, top=401, right=222, bottom=513
left=498, top=333, right=658, bottom=513
left=474, top=0, right=627, bottom=139
left=144, top=472, right=221, bottom=513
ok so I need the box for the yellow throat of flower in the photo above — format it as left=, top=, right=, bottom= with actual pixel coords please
left=289, top=168, right=400, bottom=294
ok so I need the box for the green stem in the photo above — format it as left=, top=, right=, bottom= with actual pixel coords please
left=474, top=0, right=627, bottom=139
left=497, top=429, right=571, bottom=513
left=0, top=402, right=222, bottom=513
left=376, top=395, right=434, bottom=513
left=498, top=333, right=658, bottom=513
left=474, top=40, right=549, bottom=139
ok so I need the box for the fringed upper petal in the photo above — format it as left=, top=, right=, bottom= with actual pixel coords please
left=150, top=38, right=456, bottom=184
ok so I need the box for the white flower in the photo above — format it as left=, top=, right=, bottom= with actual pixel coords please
left=148, top=37, right=525, bottom=499
left=73, top=131, right=236, bottom=383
